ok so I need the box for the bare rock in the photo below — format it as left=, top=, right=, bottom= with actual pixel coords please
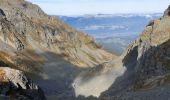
left=100, top=5, right=170, bottom=100
left=0, top=67, right=46, bottom=100
left=0, top=9, right=5, bottom=16
left=164, top=5, right=170, bottom=17
left=0, top=0, right=114, bottom=71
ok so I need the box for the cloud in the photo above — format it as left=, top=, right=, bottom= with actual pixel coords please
left=82, top=25, right=126, bottom=31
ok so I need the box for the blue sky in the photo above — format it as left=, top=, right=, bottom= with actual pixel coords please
left=27, top=0, right=170, bottom=15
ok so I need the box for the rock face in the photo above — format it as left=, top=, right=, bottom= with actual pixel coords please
left=100, top=6, right=170, bottom=100
left=0, top=0, right=115, bottom=99
left=0, top=67, right=46, bottom=100
left=0, top=0, right=114, bottom=73
left=164, top=5, right=170, bottom=17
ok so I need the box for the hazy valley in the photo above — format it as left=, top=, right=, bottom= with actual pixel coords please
left=58, top=14, right=161, bottom=55
left=0, top=0, right=169, bottom=100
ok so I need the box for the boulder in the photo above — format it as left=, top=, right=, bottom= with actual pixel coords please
left=0, top=67, right=46, bottom=100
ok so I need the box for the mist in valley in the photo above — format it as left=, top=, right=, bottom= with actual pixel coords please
left=72, top=58, right=126, bottom=97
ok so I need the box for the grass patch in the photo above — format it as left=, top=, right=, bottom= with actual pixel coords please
left=0, top=51, right=14, bottom=67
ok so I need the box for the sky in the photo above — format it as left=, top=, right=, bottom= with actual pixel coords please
left=27, top=0, right=170, bottom=15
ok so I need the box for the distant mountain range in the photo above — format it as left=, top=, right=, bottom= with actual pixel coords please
left=58, top=13, right=162, bottom=55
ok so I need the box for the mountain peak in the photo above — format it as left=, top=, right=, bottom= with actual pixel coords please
left=164, top=5, right=170, bottom=17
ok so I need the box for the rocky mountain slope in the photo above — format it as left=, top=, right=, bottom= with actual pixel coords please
left=1, top=0, right=169, bottom=100
left=0, top=0, right=114, bottom=73
left=0, top=0, right=116, bottom=99
left=99, top=5, right=170, bottom=100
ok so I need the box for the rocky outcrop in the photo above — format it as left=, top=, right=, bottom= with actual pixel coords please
left=122, top=7, right=170, bottom=91
left=0, top=67, right=46, bottom=100
left=0, top=9, right=5, bottom=16
left=164, top=5, right=170, bottom=17
left=100, top=6, right=170, bottom=100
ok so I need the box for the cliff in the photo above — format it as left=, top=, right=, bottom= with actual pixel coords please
left=100, top=5, right=170, bottom=100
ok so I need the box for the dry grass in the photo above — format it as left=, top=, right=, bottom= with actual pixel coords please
left=0, top=69, right=7, bottom=82
left=23, top=49, right=44, bottom=62
left=0, top=51, right=14, bottom=67
left=14, top=49, right=45, bottom=73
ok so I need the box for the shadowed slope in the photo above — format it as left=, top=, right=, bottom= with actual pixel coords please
left=99, top=6, right=170, bottom=100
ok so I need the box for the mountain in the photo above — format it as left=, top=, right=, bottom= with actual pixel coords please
left=99, top=6, right=170, bottom=100
left=58, top=14, right=162, bottom=55
left=59, top=14, right=162, bottom=36
left=69, top=6, right=170, bottom=100
left=0, top=0, right=169, bottom=100
left=0, top=0, right=114, bottom=99
left=0, top=0, right=113, bottom=70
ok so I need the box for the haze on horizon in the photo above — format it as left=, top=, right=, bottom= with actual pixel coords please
left=27, top=0, right=170, bottom=16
